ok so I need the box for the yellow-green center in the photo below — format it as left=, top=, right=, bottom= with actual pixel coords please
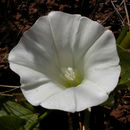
left=61, top=67, right=83, bottom=88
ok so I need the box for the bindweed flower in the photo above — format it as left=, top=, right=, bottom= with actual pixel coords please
left=9, top=11, right=121, bottom=112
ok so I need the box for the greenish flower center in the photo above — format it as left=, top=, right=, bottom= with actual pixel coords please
left=61, top=67, right=83, bottom=88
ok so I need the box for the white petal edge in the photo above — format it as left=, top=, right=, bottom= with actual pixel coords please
left=8, top=11, right=121, bottom=112
left=8, top=15, right=62, bottom=82
left=40, top=79, right=108, bottom=112
left=84, top=30, right=121, bottom=93
left=9, top=63, right=65, bottom=106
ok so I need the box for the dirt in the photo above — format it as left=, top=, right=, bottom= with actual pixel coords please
left=0, top=0, right=129, bottom=130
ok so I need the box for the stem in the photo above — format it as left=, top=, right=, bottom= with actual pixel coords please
left=68, top=113, right=73, bottom=130
left=83, top=109, right=91, bottom=130
left=25, top=110, right=51, bottom=130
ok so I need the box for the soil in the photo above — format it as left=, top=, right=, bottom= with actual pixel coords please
left=0, top=0, right=129, bottom=130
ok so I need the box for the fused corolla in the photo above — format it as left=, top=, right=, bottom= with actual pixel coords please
left=9, top=11, right=121, bottom=112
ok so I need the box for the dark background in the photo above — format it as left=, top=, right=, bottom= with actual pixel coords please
left=0, top=0, right=129, bottom=130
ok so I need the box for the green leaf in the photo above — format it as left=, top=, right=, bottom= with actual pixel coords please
left=21, top=101, right=35, bottom=112
left=101, top=94, right=115, bottom=107
left=117, top=25, right=129, bottom=45
left=0, top=108, right=8, bottom=117
left=25, top=111, right=51, bottom=130
left=0, top=96, right=10, bottom=116
left=120, top=31, right=130, bottom=49
left=0, top=100, right=39, bottom=129
left=3, top=101, right=38, bottom=126
left=3, top=101, right=33, bottom=117
left=117, top=45, right=130, bottom=85
left=0, top=116, right=25, bottom=130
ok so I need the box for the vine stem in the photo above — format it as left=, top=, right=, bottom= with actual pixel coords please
left=25, top=110, right=51, bottom=130
left=83, top=109, right=91, bottom=130
left=68, top=113, right=73, bottom=130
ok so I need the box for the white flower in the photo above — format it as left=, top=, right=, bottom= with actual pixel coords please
left=9, top=11, right=121, bottom=112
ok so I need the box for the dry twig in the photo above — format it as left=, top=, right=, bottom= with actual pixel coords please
left=0, top=84, right=20, bottom=88
left=102, top=0, right=124, bottom=24
left=111, top=0, right=124, bottom=26
left=0, top=85, right=20, bottom=96
left=0, top=87, right=19, bottom=95
left=123, top=0, right=130, bottom=25
left=0, top=93, right=14, bottom=97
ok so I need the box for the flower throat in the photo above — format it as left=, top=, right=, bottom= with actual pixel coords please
left=61, top=67, right=83, bottom=88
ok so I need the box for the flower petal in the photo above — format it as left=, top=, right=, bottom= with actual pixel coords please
left=9, top=16, right=62, bottom=82
left=10, top=63, right=64, bottom=106
left=40, top=80, right=108, bottom=112
left=74, top=80, right=108, bottom=112
left=72, top=16, right=106, bottom=74
left=47, top=11, right=106, bottom=74
left=40, top=88, right=75, bottom=112
left=72, top=17, right=105, bottom=63
left=48, top=11, right=81, bottom=68
left=84, top=30, right=121, bottom=93
left=8, top=11, right=121, bottom=112
left=23, top=81, right=63, bottom=106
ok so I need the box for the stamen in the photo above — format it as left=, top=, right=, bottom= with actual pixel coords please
left=64, top=67, right=76, bottom=81
left=61, top=67, right=83, bottom=88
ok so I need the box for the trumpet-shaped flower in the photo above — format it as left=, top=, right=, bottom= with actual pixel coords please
left=9, top=11, right=121, bottom=112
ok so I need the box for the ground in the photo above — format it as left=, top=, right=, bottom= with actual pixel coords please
left=0, top=0, right=129, bottom=130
